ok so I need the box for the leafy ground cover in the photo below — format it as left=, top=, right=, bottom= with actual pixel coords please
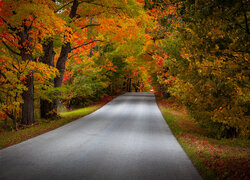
left=157, top=97, right=250, bottom=180
left=0, top=95, right=117, bottom=149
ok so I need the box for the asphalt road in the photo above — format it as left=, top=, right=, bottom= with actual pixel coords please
left=0, top=92, right=202, bottom=180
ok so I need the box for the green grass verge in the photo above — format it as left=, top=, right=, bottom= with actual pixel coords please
left=0, top=95, right=117, bottom=149
left=60, top=106, right=96, bottom=118
left=0, top=105, right=99, bottom=149
left=157, top=97, right=249, bottom=180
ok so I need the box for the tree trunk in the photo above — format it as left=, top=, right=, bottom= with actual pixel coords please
left=55, top=0, right=79, bottom=88
left=54, top=43, right=71, bottom=88
left=135, top=85, right=138, bottom=92
left=137, top=81, right=140, bottom=92
left=21, top=71, right=34, bottom=125
left=40, top=99, right=57, bottom=119
left=133, top=81, right=140, bottom=92
left=129, top=78, right=132, bottom=92
left=123, top=77, right=127, bottom=91
left=127, top=78, right=131, bottom=92
left=41, top=0, right=79, bottom=117
left=13, top=109, right=17, bottom=130
left=13, top=94, right=18, bottom=130
left=19, top=30, right=35, bottom=125
left=39, top=39, right=57, bottom=119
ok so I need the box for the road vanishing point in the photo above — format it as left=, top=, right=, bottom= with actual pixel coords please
left=0, top=92, right=202, bottom=180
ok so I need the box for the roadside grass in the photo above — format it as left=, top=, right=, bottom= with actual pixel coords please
left=156, top=97, right=250, bottom=180
left=0, top=95, right=116, bottom=149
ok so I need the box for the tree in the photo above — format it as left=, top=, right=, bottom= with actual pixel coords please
left=152, top=0, right=250, bottom=137
left=0, top=0, right=64, bottom=126
left=174, top=0, right=249, bottom=137
left=141, top=0, right=249, bottom=137
left=39, top=0, right=144, bottom=118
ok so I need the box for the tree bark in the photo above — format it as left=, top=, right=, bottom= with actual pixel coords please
left=54, top=0, right=79, bottom=88
left=13, top=95, right=18, bottom=130
left=13, top=109, right=17, bottom=130
left=54, top=42, right=71, bottom=88
left=39, top=39, right=57, bottom=119
left=39, top=0, right=79, bottom=118
left=127, top=78, right=131, bottom=92
left=123, top=77, right=127, bottom=91
left=21, top=71, right=34, bottom=125
left=133, top=81, right=140, bottom=92
left=40, top=99, right=57, bottom=119
left=19, top=28, right=35, bottom=125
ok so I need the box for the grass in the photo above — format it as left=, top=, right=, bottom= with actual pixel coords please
left=156, top=96, right=250, bottom=180
left=60, top=106, right=96, bottom=118
left=0, top=95, right=116, bottom=149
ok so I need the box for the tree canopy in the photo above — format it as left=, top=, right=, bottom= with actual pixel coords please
left=0, top=0, right=249, bottom=138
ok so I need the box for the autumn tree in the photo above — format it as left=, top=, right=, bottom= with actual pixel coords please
left=39, top=0, right=148, bottom=118
left=139, top=0, right=249, bottom=137
left=175, top=0, right=249, bottom=137
left=148, top=0, right=249, bottom=137
left=0, top=0, right=65, bottom=127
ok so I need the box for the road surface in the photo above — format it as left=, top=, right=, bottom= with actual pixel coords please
left=0, top=92, right=202, bottom=180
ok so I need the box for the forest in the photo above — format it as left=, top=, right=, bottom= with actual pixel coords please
left=0, top=0, right=249, bottom=179
left=0, top=0, right=249, bottom=137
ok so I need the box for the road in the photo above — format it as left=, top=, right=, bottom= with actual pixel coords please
left=0, top=92, right=202, bottom=180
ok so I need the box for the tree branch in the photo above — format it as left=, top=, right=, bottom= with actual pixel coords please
left=27, top=15, right=36, bottom=31
left=0, top=70, right=8, bottom=81
left=2, top=40, right=21, bottom=56
left=68, top=53, right=78, bottom=59
left=71, top=40, right=104, bottom=51
left=0, top=16, right=16, bottom=31
left=81, top=24, right=100, bottom=29
left=241, top=0, right=249, bottom=34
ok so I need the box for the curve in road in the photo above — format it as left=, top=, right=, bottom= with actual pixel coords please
left=0, top=92, right=202, bottom=180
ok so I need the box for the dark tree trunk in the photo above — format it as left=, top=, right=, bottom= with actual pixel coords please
left=127, top=78, right=131, bottom=92
left=123, top=77, right=127, bottom=91
left=54, top=42, right=71, bottom=88
left=13, top=109, right=17, bottom=130
left=19, top=28, right=35, bottom=125
left=133, top=81, right=140, bottom=92
left=41, top=0, right=79, bottom=118
left=54, top=0, right=79, bottom=88
left=40, top=99, right=57, bottom=119
left=129, top=79, right=131, bottom=92
left=21, top=71, right=34, bottom=125
left=39, top=39, right=57, bottom=119
left=133, top=83, right=137, bottom=92
left=126, top=79, right=128, bottom=92
left=13, top=95, right=18, bottom=130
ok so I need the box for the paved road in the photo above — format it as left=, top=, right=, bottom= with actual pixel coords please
left=0, top=92, right=202, bottom=180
